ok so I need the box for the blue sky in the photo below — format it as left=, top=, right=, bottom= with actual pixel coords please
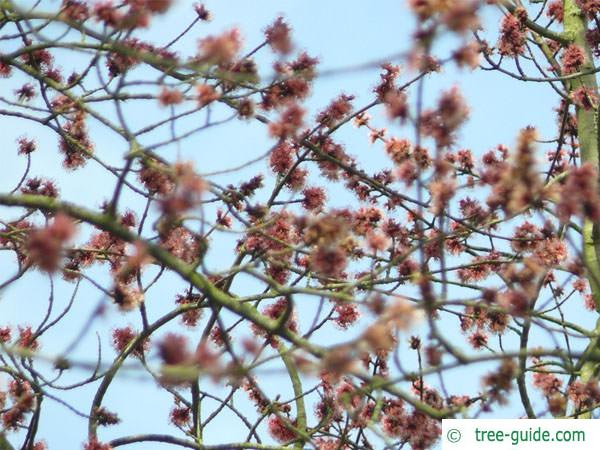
left=0, top=0, right=578, bottom=448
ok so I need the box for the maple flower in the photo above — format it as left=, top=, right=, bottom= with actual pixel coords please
left=561, top=45, right=585, bottom=74
left=265, top=17, right=293, bottom=54
left=498, top=14, right=525, bottom=56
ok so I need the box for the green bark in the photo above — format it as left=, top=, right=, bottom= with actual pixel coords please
left=278, top=344, right=308, bottom=448
left=0, top=435, right=14, bottom=450
left=564, top=0, right=600, bottom=416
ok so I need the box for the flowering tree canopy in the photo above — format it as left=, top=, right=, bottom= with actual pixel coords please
left=1, top=0, right=600, bottom=449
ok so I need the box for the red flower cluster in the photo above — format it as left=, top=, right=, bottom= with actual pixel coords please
left=268, top=104, right=305, bottom=140
left=251, top=298, right=298, bottom=346
left=158, top=88, right=184, bottom=107
left=16, top=137, right=36, bottom=155
left=175, top=292, right=203, bottom=327
left=557, top=163, right=600, bottom=222
left=333, top=302, right=360, bottom=329
left=267, top=414, right=298, bottom=443
left=498, top=12, right=526, bottom=56
left=487, top=127, right=546, bottom=214
left=265, top=17, right=293, bottom=54
left=111, top=326, right=148, bottom=358
left=159, top=162, right=206, bottom=216
left=381, top=397, right=441, bottom=450
left=93, top=0, right=172, bottom=29
left=197, top=29, right=242, bottom=66
left=112, top=283, right=144, bottom=312
left=577, top=0, right=600, bottom=18
left=302, top=186, right=327, bottom=211
left=532, top=361, right=562, bottom=396
left=2, top=380, right=35, bottom=431
left=21, top=178, right=58, bottom=198
left=561, top=45, right=586, bottom=74
left=83, top=439, right=113, bottom=450
left=59, top=110, right=94, bottom=169
left=568, top=379, right=600, bottom=410
left=546, top=0, right=564, bottom=22
left=316, top=94, right=354, bottom=128
left=441, top=0, right=480, bottom=34
left=26, top=214, right=76, bottom=272
left=452, top=41, right=481, bottom=69
left=60, top=0, right=89, bottom=21
left=420, top=86, right=469, bottom=147
left=170, top=405, right=191, bottom=428
left=139, top=158, right=175, bottom=195
left=570, top=86, right=598, bottom=110
left=92, top=406, right=121, bottom=427
left=196, top=84, right=220, bottom=106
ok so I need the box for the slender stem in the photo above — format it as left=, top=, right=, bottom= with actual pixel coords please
left=277, top=343, right=307, bottom=448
